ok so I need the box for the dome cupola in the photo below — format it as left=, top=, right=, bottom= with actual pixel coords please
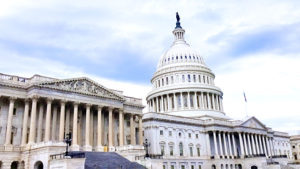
left=146, top=13, right=228, bottom=119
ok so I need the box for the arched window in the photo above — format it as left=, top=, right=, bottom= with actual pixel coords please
left=34, top=161, right=43, bottom=169
left=11, top=161, right=18, bottom=169
left=179, top=142, right=184, bottom=156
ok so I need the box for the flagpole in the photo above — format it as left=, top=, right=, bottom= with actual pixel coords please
left=243, top=91, right=248, bottom=117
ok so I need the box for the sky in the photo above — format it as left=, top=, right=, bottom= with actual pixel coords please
left=0, top=0, right=299, bottom=134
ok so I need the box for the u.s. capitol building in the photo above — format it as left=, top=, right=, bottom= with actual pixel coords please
left=143, top=14, right=294, bottom=169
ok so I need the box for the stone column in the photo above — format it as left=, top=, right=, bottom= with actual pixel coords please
left=220, top=97, right=224, bottom=112
left=232, top=133, right=237, bottom=157
left=119, top=110, right=124, bottom=146
left=207, top=93, right=211, bottom=110
left=243, top=133, right=248, bottom=156
left=180, top=92, right=183, bottom=109
left=5, top=97, right=16, bottom=145
left=155, top=97, right=159, bottom=112
left=228, top=133, right=233, bottom=158
left=138, top=115, right=143, bottom=145
left=37, top=103, right=44, bottom=143
left=263, top=135, right=267, bottom=156
left=223, top=132, right=228, bottom=157
left=255, top=134, right=260, bottom=154
left=194, top=92, right=198, bottom=109
left=173, top=93, right=177, bottom=111
left=258, top=134, right=263, bottom=154
left=108, top=108, right=113, bottom=147
left=84, top=104, right=92, bottom=151
left=167, top=94, right=170, bottom=111
left=238, top=132, right=244, bottom=157
left=211, top=94, right=215, bottom=110
left=44, top=98, right=52, bottom=142
left=71, top=102, right=79, bottom=150
left=251, top=134, right=256, bottom=155
left=187, top=92, right=191, bottom=109
left=218, top=132, right=224, bottom=157
left=65, top=108, right=70, bottom=135
left=28, top=96, right=38, bottom=144
left=160, top=96, right=164, bottom=112
left=21, top=100, right=30, bottom=146
left=51, top=106, right=58, bottom=141
left=247, top=133, right=252, bottom=155
left=213, top=131, right=219, bottom=157
left=96, top=106, right=103, bottom=150
left=206, top=132, right=211, bottom=156
left=201, top=92, right=204, bottom=109
left=59, top=100, right=66, bottom=142
left=216, top=96, right=220, bottom=111
left=130, top=114, right=136, bottom=145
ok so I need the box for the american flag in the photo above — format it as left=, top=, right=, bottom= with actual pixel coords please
left=243, top=92, right=247, bottom=102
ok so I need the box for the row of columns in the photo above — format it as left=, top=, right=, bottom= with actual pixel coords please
left=3, top=96, right=143, bottom=150
left=148, top=92, right=223, bottom=113
left=211, top=131, right=275, bottom=159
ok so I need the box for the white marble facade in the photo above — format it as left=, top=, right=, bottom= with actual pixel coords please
left=0, top=74, right=144, bottom=169
left=143, top=17, right=293, bottom=169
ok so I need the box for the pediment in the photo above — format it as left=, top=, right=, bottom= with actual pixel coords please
left=240, top=116, right=267, bottom=130
left=36, top=77, right=124, bottom=100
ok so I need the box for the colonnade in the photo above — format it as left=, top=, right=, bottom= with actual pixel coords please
left=210, top=131, right=275, bottom=159
left=2, top=96, right=143, bottom=151
left=148, top=91, right=223, bottom=113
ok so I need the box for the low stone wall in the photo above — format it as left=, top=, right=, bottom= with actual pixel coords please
left=49, top=158, right=85, bottom=169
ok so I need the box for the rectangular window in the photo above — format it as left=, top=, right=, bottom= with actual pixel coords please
left=199, top=165, right=202, bottom=169
left=196, top=134, right=198, bottom=138
left=169, top=131, right=172, bottom=136
left=188, top=133, right=191, bottom=138
left=170, top=146, right=174, bottom=156
left=182, top=75, right=185, bottom=82
left=171, top=76, right=174, bottom=84
left=190, top=147, right=193, bottom=156
left=188, top=74, right=191, bottom=82
left=162, top=79, right=164, bottom=86
left=197, top=147, right=200, bottom=156
left=171, top=165, right=175, bottom=169
left=193, top=75, right=196, bottom=82
left=166, top=77, right=168, bottom=85
left=160, top=130, right=163, bottom=136
left=191, top=166, right=194, bottom=169
left=161, top=145, right=165, bottom=155
left=181, top=165, right=185, bottom=169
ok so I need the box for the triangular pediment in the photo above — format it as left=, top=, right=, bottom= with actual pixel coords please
left=240, top=116, right=267, bottom=130
left=36, top=77, right=124, bottom=100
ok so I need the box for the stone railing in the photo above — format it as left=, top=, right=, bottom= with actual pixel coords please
left=0, top=73, right=28, bottom=83
left=125, top=96, right=143, bottom=105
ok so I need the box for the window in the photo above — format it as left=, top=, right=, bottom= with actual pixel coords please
left=179, top=132, right=182, bottom=137
left=171, top=165, right=175, bottom=169
left=13, top=108, right=16, bottom=116
left=188, top=74, right=191, bottom=82
left=199, top=75, right=201, bottom=83
left=179, top=142, right=183, bottom=156
left=169, top=146, right=174, bottom=156
left=171, top=76, right=174, bottom=84
left=162, top=79, right=164, bottom=86
left=193, top=75, right=196, bottom=82
left=197, top=147, right=200, bottom=156
left=163, top=165, right=166, bottom=169
left=160, top=130, right=163, bottom=136
left=169, top=131, right=172, bottom=136
left=191, top=166, right=194, bottom=169
left=161, top=144, right=165, bottom=155
left=188, top=133, right=191, bottom=138
left=196, top=134, right=198, bottom=138
left=182, top=75, right=185, bottom=82
left=166, top=77, right=168, bottom=85
left=127, top=121, right=130, bottom=127
left=199, top=165, right=202, bottom=169
left=190, top=146, right=193, bottom=156
left=158, top=80, right=161, bottom=87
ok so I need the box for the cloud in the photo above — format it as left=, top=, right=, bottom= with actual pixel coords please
left=0, top=0, right=299, bottom=134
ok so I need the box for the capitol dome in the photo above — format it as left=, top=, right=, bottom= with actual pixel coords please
left=146, top=14, right=229, bottom=119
